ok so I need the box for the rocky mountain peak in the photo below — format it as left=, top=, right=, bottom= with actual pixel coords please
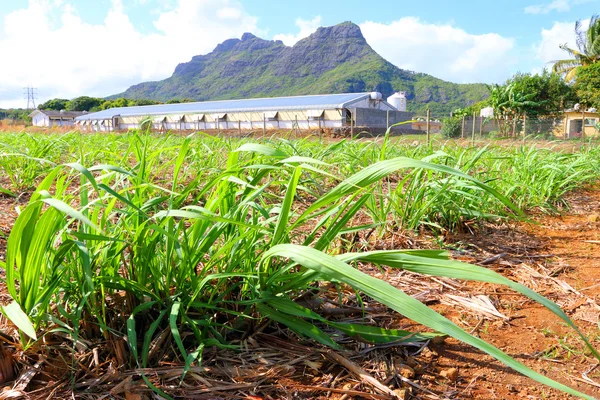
left=309, top=21, right=365, bottom=41
left=114, top=21, right=489, bottom=114
left=241, top=32, right=257, bottom=41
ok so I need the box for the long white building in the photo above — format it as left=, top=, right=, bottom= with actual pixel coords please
left=75, top=92, right=412, bottom=132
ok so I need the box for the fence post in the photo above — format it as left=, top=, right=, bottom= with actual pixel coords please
left=263, top=114, right=266, bottom=135
left=426, top=109, right=430, bottom=145
left=217, top=116, right=220, bottom=134
left=386, top=110, right=390, bottom=130
left=582, top=110, right=586, bottom=143
left=512, top=118, right=517, bottom=138
left=523, top=113, right=527, bottom=141
left=319, top=116, right=323, bottom=142
left=479, top=116, right=483, bottom=137
left=461, top=115, right=465, bottom=138
left=238, top=120, right=241, bottom=134
left=471, top=111, right=476, bottom=145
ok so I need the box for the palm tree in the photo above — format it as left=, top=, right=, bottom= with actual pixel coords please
left=487, top=83, right=541, bottom=136
left=552, top=14, right=600, bottom=81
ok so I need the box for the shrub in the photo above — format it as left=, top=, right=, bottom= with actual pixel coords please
left=441, top=116, right=462, bottom=138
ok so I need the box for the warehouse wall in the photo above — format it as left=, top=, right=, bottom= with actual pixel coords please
left=82, top=109, right=346, bottom=131
left=32, top=114, right=49, bottom=127
left=79, top=108, right=417, bottom=132
left=353, top=108, right=414, bottom=128
left=349, top=98, right=396, bottom=111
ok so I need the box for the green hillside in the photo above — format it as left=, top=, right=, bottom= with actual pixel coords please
left=114, top=22, right=489, bottom=115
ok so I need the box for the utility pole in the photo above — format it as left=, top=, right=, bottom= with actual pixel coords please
left=23, top=86, right=38, bottom=110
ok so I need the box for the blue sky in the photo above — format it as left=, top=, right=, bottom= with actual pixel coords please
left=0, top=0, right=595, bottom=108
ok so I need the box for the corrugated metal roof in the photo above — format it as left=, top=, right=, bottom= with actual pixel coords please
left=30, top=110, right=86, bottom=118
left=76, top=93, right=373, bottom=121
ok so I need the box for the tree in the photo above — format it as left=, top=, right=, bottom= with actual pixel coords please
left=485, top=71, right=576, bottom=137
left=487, top=79, right=542, bottom=136
left=0, top=108, right=31, bottom=123
left=166, top=98, right=195, bottom=104
left=66, top=96, right=104, bottom=112
left=508, top=71, right=575, bottom=117
left=99, top=98, right=130, bottom=110
left=552, top=14, right=600, bottom=81
left=451, top=101, right=489, bottom=118
left=575, top=62, right=600, bottom=109
left=132, top=99, right=161, bottom=106
left=38, top=98, right=70, bottom=111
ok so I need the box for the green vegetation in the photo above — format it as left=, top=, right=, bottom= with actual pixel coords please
left=114, top=22, right=489, bottom=115
left=552, top=14, right=600, bottom=81
left=36, top=98, right=70, bottom=111
left=441, top=116, right=463, bottom=138
left=38, top=96, right=162, bottom=113
left=0, top=131, right=599, bottom=398
left=452, top=70, right=576, bottom=137
left=575, top=62, right=600, bottom=109
left=0, top=108, right=31, bottom=123
left=494, top=71, right=575, bottom=118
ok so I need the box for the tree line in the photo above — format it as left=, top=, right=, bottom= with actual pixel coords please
left=37, top=97, right=196, bottom=112
left=0, top=97, right=196, bottom=124
left=443, top=14, right=600, bottom=138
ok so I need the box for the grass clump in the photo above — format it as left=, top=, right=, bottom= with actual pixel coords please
left=0, top=130, right=598, bottom=398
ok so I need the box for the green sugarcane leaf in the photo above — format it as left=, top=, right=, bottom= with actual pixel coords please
left=2, top=301, right=36, bottom=340
left=328, top=322, right=442, bottom=344
left=338, top=250, right=600, bottom=363
left=256, top=303, right=341, bottom=350
left=41, top=198, right=99, bottom=231
left=234, top=143, right=288, bottom=158
left=262, top=244, right=595, bottom=400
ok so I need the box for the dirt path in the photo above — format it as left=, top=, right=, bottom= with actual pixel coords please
left=420, top=188, right=600, bottom=399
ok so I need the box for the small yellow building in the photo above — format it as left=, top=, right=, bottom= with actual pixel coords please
left=558, top=109, right=600, bottom=138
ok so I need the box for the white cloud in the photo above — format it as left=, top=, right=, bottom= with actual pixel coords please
left=0, top=0, right=258, bottom=108
left=273, top=16, right=322, bottom=46
left=536, top=21, right=575, bottom=64
left=535, top=19, right=589, bottom=67
left=359, top=18, right=516, bottom=84
left=525, top=0, right=570, bottom=14
left=216, top=6, right=242, bottom=19
left=524, top=0, right=593, bottom=14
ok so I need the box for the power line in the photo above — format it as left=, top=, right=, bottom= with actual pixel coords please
left=23, top=86, right=38, bottom=110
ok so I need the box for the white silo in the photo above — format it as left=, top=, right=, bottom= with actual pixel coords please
left=387, top=92, right=407, bottom=112
left=370, top=92, right=383, bottom=101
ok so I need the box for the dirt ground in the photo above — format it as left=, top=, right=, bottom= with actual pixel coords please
left=417, top=188, right=600, bottom=400
left=0, top=186, right=600, bottom=399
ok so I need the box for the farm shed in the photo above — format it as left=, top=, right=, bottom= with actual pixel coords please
left=75, top=92, right=413, bottom=132
left=30, top=110, right=86, bottom=127
left=555, top=109, right=600, bottom=138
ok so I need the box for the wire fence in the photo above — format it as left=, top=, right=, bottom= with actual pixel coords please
left=436, top=115, right=600, bottom=141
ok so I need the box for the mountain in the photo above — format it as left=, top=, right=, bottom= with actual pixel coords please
left=113, top=22, right=489, bottom=115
